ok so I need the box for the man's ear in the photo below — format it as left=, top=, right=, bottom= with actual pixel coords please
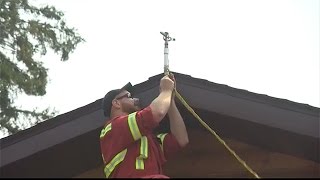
left=112, top=99, right=121, bottom=109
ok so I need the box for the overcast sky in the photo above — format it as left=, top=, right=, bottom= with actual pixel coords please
left=15, top=0, right=319, bottom=121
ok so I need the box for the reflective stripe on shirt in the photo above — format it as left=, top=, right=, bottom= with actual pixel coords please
left=136, top=136, right=148, bottom=170
left=157, top=133, right=168, bottom=152
left=100, top=123, right=112, bottom=138
left=104, top=149, right=127, bottom=178
left=128, top=112, right=142, bottom=141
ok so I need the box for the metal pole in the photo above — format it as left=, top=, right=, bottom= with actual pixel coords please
left=160, top=32, right=175, bottom=75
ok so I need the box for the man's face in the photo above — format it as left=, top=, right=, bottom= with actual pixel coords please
left=114, top=90, right=140, bottom=113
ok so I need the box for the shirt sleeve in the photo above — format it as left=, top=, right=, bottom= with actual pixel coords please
left=100, top=106, right=159, bottom=161
left=157, top=133, right=182, bottom=162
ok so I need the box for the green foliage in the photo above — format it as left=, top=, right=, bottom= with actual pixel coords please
left=0, top=0, right=85, bottom=136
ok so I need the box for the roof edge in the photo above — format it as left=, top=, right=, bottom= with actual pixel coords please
left=135, top=71, right=319, bottom=116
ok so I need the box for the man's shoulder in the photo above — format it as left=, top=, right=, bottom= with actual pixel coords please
left=111, top=115, right=128, bottom=121
left=137, top=106, right=152, bottom=114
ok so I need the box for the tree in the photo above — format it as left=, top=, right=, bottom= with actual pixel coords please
left=0, top=0, right=85, bottom=137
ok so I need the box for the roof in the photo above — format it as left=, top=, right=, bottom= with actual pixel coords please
left=1, top=71, right=319, bottom=177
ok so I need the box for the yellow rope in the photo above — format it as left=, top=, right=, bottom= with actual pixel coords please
left=174, top=89, right=260, bottom=178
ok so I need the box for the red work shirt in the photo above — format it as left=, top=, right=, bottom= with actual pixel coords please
left=100, top=106, right=182, bottom=178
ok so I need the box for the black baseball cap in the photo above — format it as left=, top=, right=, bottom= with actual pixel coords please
left=102, top=82, right=133, bottom=117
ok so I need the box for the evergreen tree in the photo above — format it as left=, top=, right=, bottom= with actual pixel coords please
left=0, top=0, right=85, bottom=136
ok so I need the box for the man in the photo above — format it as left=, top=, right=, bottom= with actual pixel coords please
left=100, top=74, right=189, bottom=178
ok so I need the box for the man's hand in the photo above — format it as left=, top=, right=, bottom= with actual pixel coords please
left=160, top=75, right=174, bottom=93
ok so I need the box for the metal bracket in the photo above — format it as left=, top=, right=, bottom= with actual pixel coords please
left=160, top=32, right=175, bottom=48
